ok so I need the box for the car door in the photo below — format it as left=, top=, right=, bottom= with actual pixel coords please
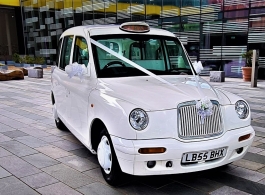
left=52, top=38, right=63, bottom=114
left=67, top=36, right=97, bottom=140
left=53, top=35, right=74, bottom=124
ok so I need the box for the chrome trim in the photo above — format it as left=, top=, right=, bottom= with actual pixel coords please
left=177, top=100, right=223, bottom=140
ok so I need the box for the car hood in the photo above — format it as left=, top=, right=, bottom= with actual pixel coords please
left=97, top=75, right=231, bottom=111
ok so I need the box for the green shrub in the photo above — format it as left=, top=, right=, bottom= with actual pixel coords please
left=34, top=57, right=45, bottom=65
left=20, top=56, right=27, bottom=64
left=12, top=53, right=21, bottom=63
left=241, top=50, right=253, bottom=67
left=22, top=55, right=35, bottom=64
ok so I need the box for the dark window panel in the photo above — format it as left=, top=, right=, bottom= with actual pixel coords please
left=250, top=7, right=265, bottom=15
left=224, top=9, right=249, bottom=19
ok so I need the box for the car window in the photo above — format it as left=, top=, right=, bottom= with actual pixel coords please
left=73, top=37, right=89, bottom=67
left=59, top=36, right=73, bottom=70
left=165, top=40, right=190, bottom=70
left=95, top=38, right=165, bottom=71
left=56, top=38, right=63, bottom=66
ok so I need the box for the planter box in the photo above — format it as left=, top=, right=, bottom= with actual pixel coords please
left=34, top=64, right=47, bottom=68
left=23, top=64, right=31, bottom=68
left=6, top=61, right=15, bottom=65
left=0, top=65, right=8, bottom=70
left=210, top=71, right=225, bottom=82
left=28, top=67, right=43, bottom=78
left=242, top=67, right=252, bottom=81
left=15, top=63, right=24, bottom=67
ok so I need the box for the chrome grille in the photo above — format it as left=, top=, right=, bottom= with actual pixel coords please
left=178, top=100, right=223, bottom=139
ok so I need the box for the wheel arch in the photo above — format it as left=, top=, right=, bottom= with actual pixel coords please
left=51, top=91, right=55, bottom=105
left=90, top=118, right=107, bottom=151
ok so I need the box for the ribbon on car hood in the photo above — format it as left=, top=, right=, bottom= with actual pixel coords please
left=90, top=38, right=214, bottom=123
left=91, top=38, right=192, bottom=97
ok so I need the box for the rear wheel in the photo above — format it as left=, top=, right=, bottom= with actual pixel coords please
left=55, top=117, right=67, bottom=130
left=97, top=128, right=123, bottom=186
left=53, top=103, right=67, bottom=131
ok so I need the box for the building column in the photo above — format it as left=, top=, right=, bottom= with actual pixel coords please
left=5, top=13, right=12, bottom=55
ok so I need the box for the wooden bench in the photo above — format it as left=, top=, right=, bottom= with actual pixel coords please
left=0, top=70, right=24, bottom=81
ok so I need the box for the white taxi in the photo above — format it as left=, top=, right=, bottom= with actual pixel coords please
left=51, top=22, right=254, bottom=186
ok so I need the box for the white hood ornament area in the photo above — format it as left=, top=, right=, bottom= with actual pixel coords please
left=91, top=38, right=214, bottom=123
left=196, top=96, right=213, bottom=124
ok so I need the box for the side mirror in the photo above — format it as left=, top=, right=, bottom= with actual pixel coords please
left=192, top=61, right=203, bottom=74
left=65, top=62, right=88, bottom=79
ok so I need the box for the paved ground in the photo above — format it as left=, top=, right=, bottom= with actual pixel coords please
left=0, top=70, right=264, bottom=195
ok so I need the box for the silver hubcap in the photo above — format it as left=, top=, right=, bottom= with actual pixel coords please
left=97, top=136, right=112, bottom=174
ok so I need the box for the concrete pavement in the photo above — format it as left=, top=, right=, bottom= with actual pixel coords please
left=0, top=70, right=265, bottom=195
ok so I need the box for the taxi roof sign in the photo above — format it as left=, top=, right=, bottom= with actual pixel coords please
left=120, top=22, right=150, bottom=33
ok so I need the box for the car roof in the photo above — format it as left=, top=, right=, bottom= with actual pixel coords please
left=60, top=25, right=176, bottom=39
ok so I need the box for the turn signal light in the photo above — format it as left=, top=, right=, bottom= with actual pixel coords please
left=239, top=134, right=251, bottom=142
left=138, top=147, right=166, bottom=154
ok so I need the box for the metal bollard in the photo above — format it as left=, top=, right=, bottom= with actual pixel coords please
left=251, top=50, right=259, bottom=88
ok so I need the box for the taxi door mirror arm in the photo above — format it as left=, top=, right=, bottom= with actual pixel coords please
left=86, top=62, right=91, bottom=77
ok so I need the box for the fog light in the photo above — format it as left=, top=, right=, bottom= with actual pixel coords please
left=166, top=161, right=173, bottom=168
left=147, top=161, right=156, bottom=168
left=236, top=147, right=243, bottom=154
left=138, top=147, right=166, bottom=154
left=239, top=134, right=251, bottom=142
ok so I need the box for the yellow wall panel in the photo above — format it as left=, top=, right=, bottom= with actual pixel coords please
left=1, top=0, right=20, bottom=6
left=146, top=5, right=162, bottom=16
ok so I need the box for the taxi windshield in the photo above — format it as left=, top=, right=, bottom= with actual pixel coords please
left=92, top=35, right=194, bottom=78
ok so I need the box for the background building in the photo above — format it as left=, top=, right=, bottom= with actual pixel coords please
left=1, top=0, right=265, bottom=78
left=0, top=0, right=23, bottom=62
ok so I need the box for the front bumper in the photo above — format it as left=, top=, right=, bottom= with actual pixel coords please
left=111, top=126, right=254, bottom=175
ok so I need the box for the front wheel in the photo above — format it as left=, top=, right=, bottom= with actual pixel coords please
left=97, top=129, right=123, bottom=186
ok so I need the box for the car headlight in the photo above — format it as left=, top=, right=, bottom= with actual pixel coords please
left=129, top=108, right=149, bottom=130
left=235, top=100, right=249, bottom=119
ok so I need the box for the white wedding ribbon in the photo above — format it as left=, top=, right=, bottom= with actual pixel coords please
left=91, top=38, right=191, bottom=97
left=196, top=96, right=213, bottom=124
left=65, top=62, right=87, bottom=81
left=91, top=38, right=216, bottom=123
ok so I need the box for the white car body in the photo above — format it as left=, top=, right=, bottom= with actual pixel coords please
left=51, top=23, right=254, bottom=180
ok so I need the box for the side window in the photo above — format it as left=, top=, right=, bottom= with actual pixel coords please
left=59, top=36, right=73, bottom=70
left=56, top=38, right=63, bottom=66
left=73, top=37, right=89, bottom=66
left=165, top=40, right=189, bottom=69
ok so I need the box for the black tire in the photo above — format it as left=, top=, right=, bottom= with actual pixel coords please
left=52, top=102, right=68, bottom=131
left=97, top=128, right=124, bottom=186
left=55, top=117, right=67, bottom=131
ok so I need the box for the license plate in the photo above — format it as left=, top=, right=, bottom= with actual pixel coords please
left=182, top=148, right=227, bottom=163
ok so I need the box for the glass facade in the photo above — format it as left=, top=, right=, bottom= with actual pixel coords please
left=0, top=7, right=20, bottom=61
left=21, top=0, right=265, bottom=79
